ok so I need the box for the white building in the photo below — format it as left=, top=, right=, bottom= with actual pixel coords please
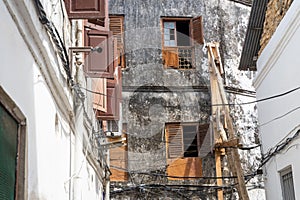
left=240, top=0, right=299, bottom=199
left=0, top=0, right=116, bottom=199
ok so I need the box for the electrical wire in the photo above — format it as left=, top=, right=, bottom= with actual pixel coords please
left=110, top=165, right=259, bottom=180
left=33, top=0, right=110, bottom=176
left=211, top=86, right=300, bottom=106
left=34, top=1, right=300, bottom=195
left=80, top=83, right=300, bottom=108
left=259, top=106, right=300, bottom=127
left=79, top=85, right=123, bottom=101
left=246, top=129, right=300, bottom=183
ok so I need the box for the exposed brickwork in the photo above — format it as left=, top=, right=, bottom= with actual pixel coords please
left=259, top=0, right=293, bottom=54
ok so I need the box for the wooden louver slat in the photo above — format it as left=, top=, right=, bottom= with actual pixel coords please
left=166, top=124, right=183, bottom=159
left=109, top=16, right=125, bottom=68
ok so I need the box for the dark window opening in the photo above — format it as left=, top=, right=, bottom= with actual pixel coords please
left=183, top=125, right=198, bottom=157
left=176, top=21, right=190, bottom=46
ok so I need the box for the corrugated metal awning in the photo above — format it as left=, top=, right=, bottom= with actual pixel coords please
left=238, top=0, right=269, bottom=71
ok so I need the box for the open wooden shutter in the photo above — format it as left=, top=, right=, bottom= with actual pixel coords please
left=96, top=37, right=121, bottom=120
left=97, top=79, right=120, bottom=120
left=166, top=123, right=183, bottom=159
left=162, top=48, right=179, bottom=68
left=64, top=0, right=105, bottom=20
left=84, top=22, right=114, bottom=78
left=92, top=78, right=107, bottom=112
left=192, top=16, right=204, bottom=45
left=109, top=16, right=125, bottom=68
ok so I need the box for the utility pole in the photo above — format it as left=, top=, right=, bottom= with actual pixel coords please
left=207, top=42, right=249, bottom=200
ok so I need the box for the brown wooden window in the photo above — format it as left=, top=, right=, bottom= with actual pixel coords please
left=165, top=123, right=208, bottom=159
left=64, top=0, right=106, bottom=21
left=165, top=123, right=208, bottom=179
left=109, top=15, right=126, bottom=69
left=162, top=17, right=204, bottom=69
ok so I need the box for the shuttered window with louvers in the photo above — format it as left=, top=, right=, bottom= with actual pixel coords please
left=166, top=123, right=209, bottom=159
left=0, top=104, right=18, bottom=200
left=166, top=123, right=183, bottom=159
left=109, top=16, right=125, bottom=68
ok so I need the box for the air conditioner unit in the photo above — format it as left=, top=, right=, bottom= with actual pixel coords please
left=105, top=120, right=122, bottom=137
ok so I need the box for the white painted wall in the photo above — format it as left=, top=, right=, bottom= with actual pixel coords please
left=0, top=0, right=106, bottom=199
left=254, top=1, right=300, bottom=199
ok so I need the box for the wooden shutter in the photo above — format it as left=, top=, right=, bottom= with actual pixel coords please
left=162, top=48, right=179, bottom=68
left=0, top=104, right=18, bottom=199
left=64, top=0, right=105, bottom=20
left=96, top=38, right=122, bottom=120
left=97, top=79, right=120, bottom=120
left=84, top=22, right=114, bottom=78
left=109, top=16, right=125, bottom=68
left=92, top=78, right=107, bottom=112
left=166, top=123, right=183, bottom=159
left=192, top=16, right=204, bottom=45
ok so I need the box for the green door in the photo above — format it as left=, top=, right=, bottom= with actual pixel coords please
left=0, top=103, right=18, bottom=200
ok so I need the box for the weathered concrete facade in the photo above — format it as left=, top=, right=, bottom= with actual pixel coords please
left=109, top=0, right=262, bottom=199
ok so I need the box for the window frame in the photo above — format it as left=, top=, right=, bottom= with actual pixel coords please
left=0, top=86, right=26, bottom=200
left=161, top=18, right=193, bottom=48
left=163, top=21, right=178, bottom=47
left=161, top=17, right=200, bottom=70
left=165, top=122, right=208, bottom=159
left=280, top=166, right=296, bottom=200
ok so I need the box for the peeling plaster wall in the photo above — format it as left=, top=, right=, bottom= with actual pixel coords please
left=109, top=0, right=262, bottom=199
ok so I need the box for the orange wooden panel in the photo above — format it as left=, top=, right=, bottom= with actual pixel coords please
left=109, top=133, right=128, bottom=182
left=167, top=157, right=202, bottom=180
left=162, top=48, right=179, bottom=68
left=110, top=168, right=128, bottom=182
